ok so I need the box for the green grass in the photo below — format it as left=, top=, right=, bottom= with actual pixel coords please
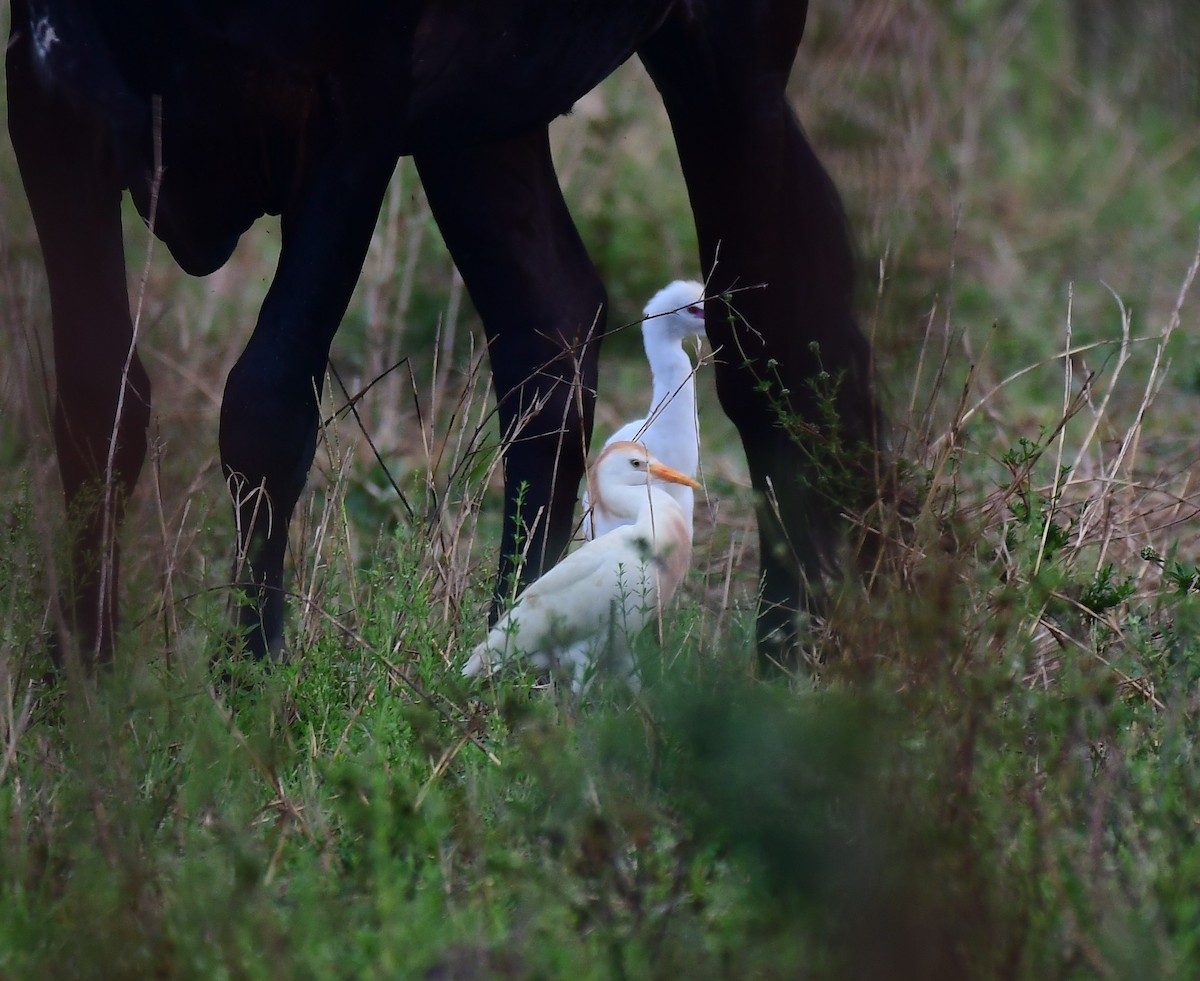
left=3, top=1, right=1200, bottom=976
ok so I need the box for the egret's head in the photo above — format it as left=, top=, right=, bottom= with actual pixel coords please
left=595, top=440, right=701, bottom=492
left=642, top=279, right=706, bottom=342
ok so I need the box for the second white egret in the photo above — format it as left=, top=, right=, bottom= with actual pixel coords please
left=584, top=279, right=706, bottom=540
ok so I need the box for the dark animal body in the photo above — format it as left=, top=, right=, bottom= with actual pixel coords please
left=7, top=0, right=879, bottom=669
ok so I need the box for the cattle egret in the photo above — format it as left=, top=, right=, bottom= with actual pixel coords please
left=584, top=280, right=706, bottom=541
left=464, top=441, right=700, bottom=691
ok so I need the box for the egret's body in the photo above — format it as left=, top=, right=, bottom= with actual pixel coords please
left=464, top=442, right=699, bottom=690
left=585, top=280, right=707, bottom=540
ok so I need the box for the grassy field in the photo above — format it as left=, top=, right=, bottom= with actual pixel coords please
left=2, top=1, right=1200, bottom=977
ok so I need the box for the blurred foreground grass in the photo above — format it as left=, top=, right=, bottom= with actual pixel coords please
left=2, top=1, right=1200, bottom=976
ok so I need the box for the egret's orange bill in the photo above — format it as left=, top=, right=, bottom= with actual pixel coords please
left=648, top=461, right=701, bottom=489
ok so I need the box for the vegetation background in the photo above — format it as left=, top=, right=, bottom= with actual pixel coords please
left=1, top=0, right=1199, bottom=977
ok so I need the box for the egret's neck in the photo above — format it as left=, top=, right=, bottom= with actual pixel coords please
left=633, top=486, right=692, bottom=591
left=642, top=333, right=697, bottom=421
left=602, top=481, right=684, bottom=529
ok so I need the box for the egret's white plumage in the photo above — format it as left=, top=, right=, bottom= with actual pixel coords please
left=464, top=441, right=699, bottom=691
left=584, top=280, right=706, bottom=541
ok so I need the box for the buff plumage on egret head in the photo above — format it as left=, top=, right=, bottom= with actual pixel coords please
left=464, top=441, right=699, bottom=692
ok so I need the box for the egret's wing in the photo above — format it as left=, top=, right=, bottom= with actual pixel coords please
left=463, top=530, right=658, bottom=679
left=603, top=418, right=649, bottom=449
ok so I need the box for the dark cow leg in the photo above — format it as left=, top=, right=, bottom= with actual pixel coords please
left=219, top=149, right=398, bottom=658
left=416, top=127, right=604, bottom=612
left=641, top=2, right=881, bottom=670
left=8, top=31, right=151, bottom=668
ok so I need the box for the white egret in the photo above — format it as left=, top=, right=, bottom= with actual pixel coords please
left=584, top=280, right=706, bottom=540
left=464, top=441, right=699, bottom=691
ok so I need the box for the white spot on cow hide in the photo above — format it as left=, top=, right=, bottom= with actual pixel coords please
left=33, top=16, right=59, bottom=63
